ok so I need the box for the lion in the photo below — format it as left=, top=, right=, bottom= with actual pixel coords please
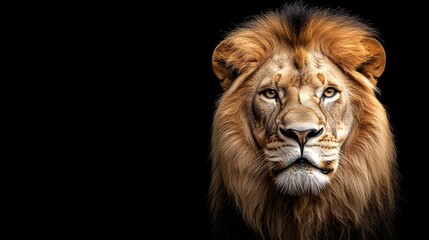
left=208, top=2, right=400, bottom=240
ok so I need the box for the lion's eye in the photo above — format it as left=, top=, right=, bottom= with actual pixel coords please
left=323, top=87, right=338, bottom=98
left=263, top=89, right=278, bottom=99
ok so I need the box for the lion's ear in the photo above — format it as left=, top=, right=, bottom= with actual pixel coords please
left=212, top=41, right=237, bottom=90
left=357, top=38, right=386, bottom=86
left=212, top=37, right=263, bottom=91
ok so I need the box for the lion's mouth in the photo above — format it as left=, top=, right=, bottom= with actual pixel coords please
left=272, top=158, right=332, bottom=175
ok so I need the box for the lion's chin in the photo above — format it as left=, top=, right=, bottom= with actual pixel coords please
left=274, top=169, right=330, bottom=196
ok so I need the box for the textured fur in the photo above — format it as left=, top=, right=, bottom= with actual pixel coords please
left=209, top=2, right=399, bottom=240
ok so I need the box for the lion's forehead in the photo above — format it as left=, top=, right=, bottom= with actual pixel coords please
left=259, top=50, right=347, bottom=90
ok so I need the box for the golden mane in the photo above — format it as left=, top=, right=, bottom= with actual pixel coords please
left=209, top=3, right=400, bottom=240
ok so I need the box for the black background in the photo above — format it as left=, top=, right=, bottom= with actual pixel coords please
left=139, top=0, right=426, bottom=239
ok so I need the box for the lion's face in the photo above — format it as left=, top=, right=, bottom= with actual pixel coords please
left=250, top=52, right=352, bottom=195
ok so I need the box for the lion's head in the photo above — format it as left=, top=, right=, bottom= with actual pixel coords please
left=209, top=3, right=400, bottom=240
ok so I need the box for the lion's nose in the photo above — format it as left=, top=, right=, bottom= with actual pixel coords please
left=280, top=128, right=324, bottom=148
